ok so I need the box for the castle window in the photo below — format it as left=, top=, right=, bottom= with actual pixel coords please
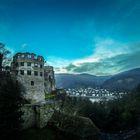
left=20, top=70, right=24, bottom=75
left=27, top=62, right=31, bottom=66
left=20, top=62, right=24, bottom=66
left=31, top=81, right=34, bottom=86
left=40, top=64, right=43, bottom=68
left=34, top=71, right=38, bottom=76
left=27, top=70, right=31, bottom=75
left=40, top=72, right=43, bottom=76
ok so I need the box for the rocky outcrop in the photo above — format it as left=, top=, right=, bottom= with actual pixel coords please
left=21, top=103, right=101, bottom=139
left=48, top=111, right=101, bottom=140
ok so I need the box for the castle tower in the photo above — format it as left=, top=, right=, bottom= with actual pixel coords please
left=44, top=66, right=55, bottom=94
left=11, top=52, right=45, bottom=103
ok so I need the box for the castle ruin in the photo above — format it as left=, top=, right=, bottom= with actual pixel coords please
left=11, top=52, right=55, bottom=103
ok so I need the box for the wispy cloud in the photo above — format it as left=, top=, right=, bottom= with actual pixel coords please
left=52, top=39, right=140, bottom=75
left=73, top=38, right=129, bottom=66
left=47, top=56, right=73, bottom=67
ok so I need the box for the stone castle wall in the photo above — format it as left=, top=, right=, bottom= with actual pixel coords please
left=10, top=52, right=57, bottom=129
left=21, top=102, right=60, bottom=129
left=44, top=66, right=55, bottom=94
left=11, top=52, right=55, bottom=103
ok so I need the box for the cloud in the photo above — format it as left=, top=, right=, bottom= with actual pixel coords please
left=72, top=38, right=129, bottom=66
left=54, top=67, right=68, bottom=73
left=47, top=56, right=73, bottom=67
left=53, top=39, right=140, bottom=75
left=64, top=43, right=140, bottom=75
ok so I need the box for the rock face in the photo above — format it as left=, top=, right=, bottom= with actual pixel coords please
left=49, top=111, right=101, bottom=140
left=11, top=52, right=55, bottom=103
left=21, top=104, right=36, bottom=129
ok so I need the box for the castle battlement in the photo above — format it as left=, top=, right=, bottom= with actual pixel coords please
left=13, top=52, right=44, bottom=62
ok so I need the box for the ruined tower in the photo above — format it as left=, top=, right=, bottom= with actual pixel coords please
left=11, top=52, right=55, bottom=103
left=44, top=66, right=55, bottom=94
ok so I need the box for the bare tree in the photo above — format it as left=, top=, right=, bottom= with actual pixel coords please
left=0, top=43, right=10, bottom=73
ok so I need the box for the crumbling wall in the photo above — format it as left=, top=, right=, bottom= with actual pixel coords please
left=44, top=66, right=55, bottom=94
left=21, top=104, right=36, bottom=129
left=21, top=102, right=58, bottom=129
left=36, top=103, right=54, bottom=128
left=11, top=52, right=56, bottom=103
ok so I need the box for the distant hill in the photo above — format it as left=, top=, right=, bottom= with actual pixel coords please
left=55, top=73, right=111, bottom=89
left=102, top=68, right=140, bottom=91
left=55, top=68, right=140, bottom=91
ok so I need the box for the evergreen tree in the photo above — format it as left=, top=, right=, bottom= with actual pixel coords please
left=0, top=43, right=24, bottom=139
left=0, top=76, right=24, bottom=139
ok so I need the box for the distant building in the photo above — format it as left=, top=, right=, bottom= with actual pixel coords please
left=11, top=52, right=55, bottom=103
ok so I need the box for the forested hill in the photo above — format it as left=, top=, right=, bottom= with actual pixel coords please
left=55, top=68, right=140, bottom=91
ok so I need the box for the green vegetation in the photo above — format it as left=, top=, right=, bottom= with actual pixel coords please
left=127, top=132, right=140, bottom=140
left=20, top=125, right=97, bottom=140
left=63, top=85, right=140, bottom=132
left=45, top=93, right=56, bottom=100
left=48, top=111, right=100, bottom=139
left=0, top=43, right=10, bottom=73
left=0, top=44, right=24, bottom=140
left=20, top=127, right=67, bottom=140
left=0, top=76, right=24, bottom=138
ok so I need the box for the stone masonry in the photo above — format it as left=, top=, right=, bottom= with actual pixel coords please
left=11, top=52, right=55, bottom=103
left=21, top=103, right=55, bottom=129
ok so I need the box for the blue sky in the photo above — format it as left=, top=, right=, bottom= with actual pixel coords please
left=0, top=0, right=140, bottom=75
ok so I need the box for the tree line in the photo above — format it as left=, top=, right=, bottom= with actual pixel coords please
left=60, top=85, right=140, bottom=133
left=0, top=43, right=24, bottom=140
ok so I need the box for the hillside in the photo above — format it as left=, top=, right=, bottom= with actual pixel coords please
left=55, top=73, right=110, bottom=89
left=102, top=68, right=140, bottom=91
left=55, top=68, right=140, bottom=91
